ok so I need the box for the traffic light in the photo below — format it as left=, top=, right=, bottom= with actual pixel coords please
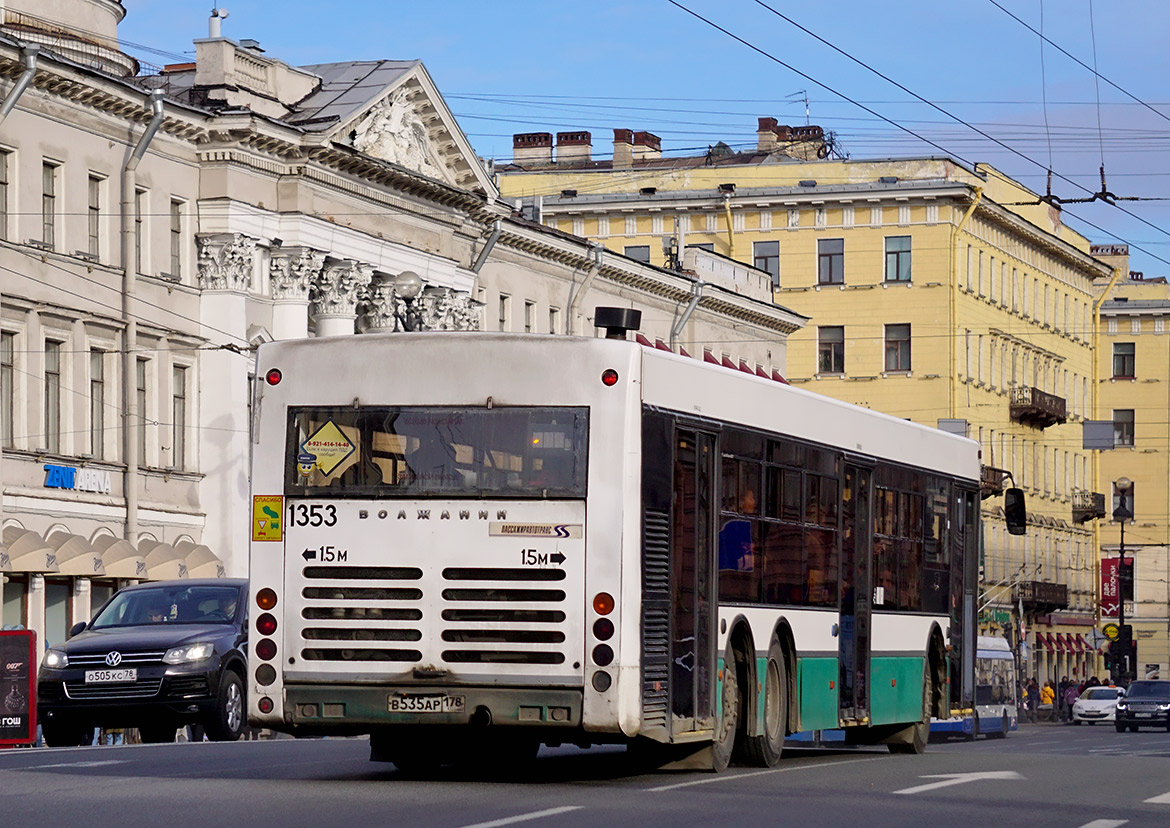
left=1119, top=559, right=1135, bottom=602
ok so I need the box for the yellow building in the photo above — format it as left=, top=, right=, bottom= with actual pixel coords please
left=1094, top=266, right=1170, bottom=681
left=498, top=122, right=1116, bottom=683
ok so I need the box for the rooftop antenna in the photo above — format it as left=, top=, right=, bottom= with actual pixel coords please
left=786, top=90, right=809, bottom=125
left=209, top=8, right=229, bottom=38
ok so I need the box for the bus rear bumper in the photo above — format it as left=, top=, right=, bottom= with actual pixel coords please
left=280, top=683, right=584, bottom=732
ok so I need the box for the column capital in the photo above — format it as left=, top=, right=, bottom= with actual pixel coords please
left=197, top=233, right=258, bottom=292
left=311, top=258, right=373, bottom=320
left=270, top=247, right=326, bottom=301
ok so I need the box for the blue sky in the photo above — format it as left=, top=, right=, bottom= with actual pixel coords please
left=118, top=1, right=1170, bottom=276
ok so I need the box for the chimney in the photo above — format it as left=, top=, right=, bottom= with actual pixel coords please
left=513, top=132, right=553, bottom=165
left=613, top=129, right=634, bottom=169
left=757, top=117, right=779, bottom=151
left=633, top=131, right=661, bottom=161
left=556, top=131, right=592, bottom=164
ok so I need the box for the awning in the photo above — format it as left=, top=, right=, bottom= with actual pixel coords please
left=138, top=540, right=189, bottom=580
left=91, top=535, right=148, bottom=579
left=175, top=541, right=226, bottom=579
left=45, top=532, right=105, bottom=577
left=2, top=527, right=59, bottom=573
left=1070, top=634, right=1085, bottom=653
left=1038, top=632, right=1055, bottom=653
left=1054, top=633, right=1067, bottom=653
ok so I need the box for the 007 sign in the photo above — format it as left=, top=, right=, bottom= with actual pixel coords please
left=0, top=630, right=36, bottom=746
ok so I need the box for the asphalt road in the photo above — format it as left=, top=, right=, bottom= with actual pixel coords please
left=2, top=724, right=1168, bottom=828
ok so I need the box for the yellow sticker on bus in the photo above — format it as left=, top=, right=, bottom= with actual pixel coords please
left=300, top=420, right=356, bottom=476
left=253, top=495, right=284, bottom=542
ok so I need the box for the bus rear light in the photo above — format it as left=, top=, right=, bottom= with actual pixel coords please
left=256, top=588, right=278, bottom=610
left=592, top=671, right=612, bottom=692
left=265, top=368, right=282, bottom=386
left=258, top=697, right=274, bottom=714
left=256, top=664, right=276, bottom=686
left=592, top=618, right=614, bottom=641
left=592, top=593, right=614, bottom=615
left=601, top=369, right=619, bottom=387
left=255, top=639, right=277, bottom=661
left=592, top=644, right=614, bottom=667
left=256, top=613, right=278, bottom=636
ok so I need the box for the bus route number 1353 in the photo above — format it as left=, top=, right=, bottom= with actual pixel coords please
left=289, top=503, right=338, bottom=527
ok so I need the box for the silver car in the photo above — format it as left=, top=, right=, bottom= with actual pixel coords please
left=1071, top=685, right=1123, bottom=724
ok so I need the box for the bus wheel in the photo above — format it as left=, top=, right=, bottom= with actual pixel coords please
left=711, top=640, right=739, bottom=772
left=888, top=670, right=931, bottom=755
left=744, top=638, right=786, bottom=767
left=968, top=715, right=979, bottom=742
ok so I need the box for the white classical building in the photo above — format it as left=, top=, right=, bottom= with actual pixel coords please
left=0, top=1, right=805, bottom=654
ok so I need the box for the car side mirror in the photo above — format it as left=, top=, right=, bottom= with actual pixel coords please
left=1004, top=487, right=1027, bottom=536
left=68, top=621, right=87, bottom=638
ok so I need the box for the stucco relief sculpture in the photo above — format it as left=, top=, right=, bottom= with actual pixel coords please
left=310, top=259, right=372, bottom=319
left=270, top=247, right=326, bottom=301
left=351, top=88, right=449, bottom=183
left=197, top=233, right=258, bottom=291
left=418, top=287, right=482, bottom=332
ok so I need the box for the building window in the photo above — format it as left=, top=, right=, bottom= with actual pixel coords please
left=44, top=340, right=61, bottom=453
left=0, top=149, right=9, bottom=241
left=624, top=245, right=651, bottom=263
left=753, top=240, right=780, bottom=288
left=42, top=161, right=58, bottom=249
left=817, top=238, right=844, bottom=285
left=90, top=350, right=104, bottom=459
left=884, top=235, right=911, bottom=282
left=549, top=306, right=561, bottom=335
left=137, top=357, right=148, bottom=464
left=169, top=199, right=183, bottom=278
left=172, top=365, right=187, bottom=470
left=818, top=326, right=844, bottom=373
left=692, top=243, right=714, bottom=252
left=523, top=301, right=534, bottom=333
left=498, top=294, right=510, bottom=332
left=134, top=188, right=147, bottom=274
left=885, top=324, right=911, bottom=372
left=87, top=175, right=102, bottom=258
left=1112, top=342, right=1135, bottom=378
left=0, top=332, right=12, bottom=447
left=1113, top=409, right=1135, bottom=447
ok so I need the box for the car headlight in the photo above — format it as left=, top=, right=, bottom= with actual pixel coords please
left=42, top=648, right=68, bottom=669
left=1116, top=703, right=1128, bottom=711
left=163, top=642, right=215, bottom=665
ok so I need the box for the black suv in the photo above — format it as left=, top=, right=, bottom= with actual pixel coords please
left=37, top=579, right=248, bottom=746
left=1114, top=679, right=1170, bottom=732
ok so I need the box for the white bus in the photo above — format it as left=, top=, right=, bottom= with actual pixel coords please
left=931, top=635, right=1018, bottom=739
left=247, top=322, right=1024, bottom=771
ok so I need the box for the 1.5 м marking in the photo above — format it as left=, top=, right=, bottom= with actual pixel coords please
left=520, top=549, right=566, bottom=566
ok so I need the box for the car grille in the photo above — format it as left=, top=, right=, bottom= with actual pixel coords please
left=298, top=565, right=569, bottom=667
left=68, top=650, right=166, bottom=667
left=63, top=679, right=163, bottom=700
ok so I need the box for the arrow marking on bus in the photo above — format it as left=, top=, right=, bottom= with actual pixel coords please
left=893, top=770, right=1024, bottom=795
left=550, top=552, right=565, bottom=565
left=302, top=549, right=316, bottom=561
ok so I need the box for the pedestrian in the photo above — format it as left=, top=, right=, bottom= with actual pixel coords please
left=1026, top=678, right=1040, bottom=722
left=1062, top=682, right=1079, bottom=723
left=1058, top=675, right=1071, bottom=720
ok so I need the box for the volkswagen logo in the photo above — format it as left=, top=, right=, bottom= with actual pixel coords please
left=104, top=652, right=122, bottom=667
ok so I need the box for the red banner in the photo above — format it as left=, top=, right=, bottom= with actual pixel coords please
left=1101, top=557, right=1134, bottom=618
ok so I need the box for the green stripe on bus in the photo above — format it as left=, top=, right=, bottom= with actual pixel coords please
left=796, top=657, right=838, bottom=731
left=869, top=657, right=925, bottom=725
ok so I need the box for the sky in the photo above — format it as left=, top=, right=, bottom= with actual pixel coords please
left=115, top=0, right=1170, bottom=276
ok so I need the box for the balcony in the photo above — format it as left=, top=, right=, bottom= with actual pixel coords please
left=1072, top=491, right=1106, bottom=524
left=1009, top=386, right=1067, bottom=429
left=980, top=465, right=1009, bottom=500
left=1018, top=580, right=1069, bottom=613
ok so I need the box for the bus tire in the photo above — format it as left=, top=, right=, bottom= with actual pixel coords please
left=711, top=640, right=739, bottom=772
left=968, top=714, right=979, bottom=741
left=744, top=638, right=786, bottom=767
left=888, top=670, right=930, bottom=754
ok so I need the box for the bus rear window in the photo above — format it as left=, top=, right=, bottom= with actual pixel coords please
left=285, top=406, right=588, bottom=499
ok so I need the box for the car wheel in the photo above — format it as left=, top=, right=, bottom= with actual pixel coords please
left=204, top=670, right=245, bottom=742
left=41, top=721, right=92, bottom=747
left=1116, top=722, right=1126, bottom=733
left=1129, top=724, right=1140, bottom=733
left=138, top=723, right=178, bottom=744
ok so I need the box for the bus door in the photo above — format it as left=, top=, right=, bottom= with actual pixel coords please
left=669, top=427, right=719, bottom=736
left=950, top=487, right=979, bottom=709
left=839, top=462, right=873, bottom=723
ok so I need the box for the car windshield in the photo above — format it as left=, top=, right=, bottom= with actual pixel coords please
left=1082, top=687, right=1119, bottom=701
left=1124, top=681, right=1170, bottom=699
left=90, top=586, right=240, bottom=628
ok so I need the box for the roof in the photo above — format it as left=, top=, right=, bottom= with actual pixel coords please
left=288, top=60, right=418, bottom=129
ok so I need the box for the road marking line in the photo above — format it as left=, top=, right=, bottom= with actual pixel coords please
left=1143, top=791, right=1170, bottom=804
left=645, top=756, right=881, bottom=792
left=455, top=806, right=582, bottom=828
left=1076, top=820, right=1127, bottom=827
left=893, top=770, right=1024, bottom=795
left=16, top=759, right=128, bottom=770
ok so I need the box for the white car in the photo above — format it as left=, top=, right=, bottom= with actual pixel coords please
left=1072, top=686, right=1124, bottom=724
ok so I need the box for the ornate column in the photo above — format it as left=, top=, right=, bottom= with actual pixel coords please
left=197, top=233, right=257, bottom=292
left=359, top=271, right=401, bottom=332
left=417, top=286, right=483, bottom=331
left=270, top=246, right=325, bottom=340
left=311, top=259, right=372, bottom=337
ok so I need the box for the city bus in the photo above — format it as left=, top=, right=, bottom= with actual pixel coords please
left=246, top=324, right=1025, bottom=771
left=930, top=635, right=1018, bottom=739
